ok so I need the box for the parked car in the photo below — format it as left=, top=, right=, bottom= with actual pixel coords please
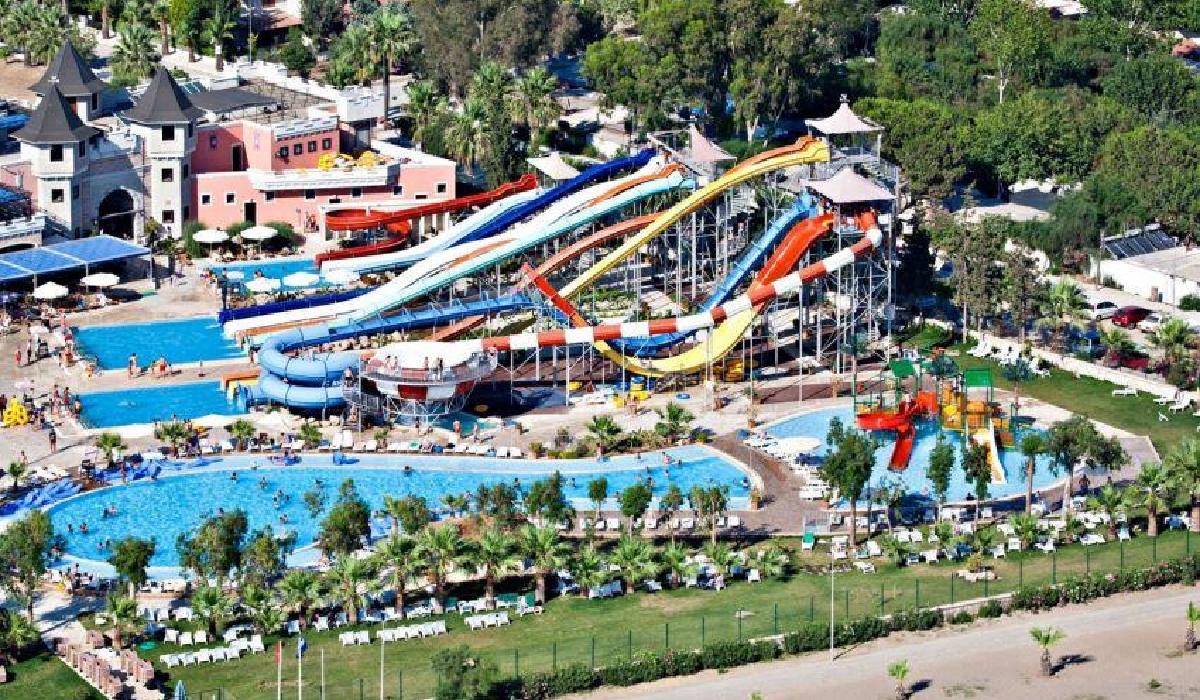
left=1111, top=306, right=1151, bottom=328
left=1087, top=299, right=1118, bottom=320
left=1138, top=312, right=1168, bottom=333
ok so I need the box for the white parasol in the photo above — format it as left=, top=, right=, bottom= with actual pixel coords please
left=116, top=423, right=156, bottom=439
left=245, top=277, right=281, bottom=293
left=240, top=225, right=277, bottom=242
left=322, top=268, right=359, bottom=286
left=194, top=414, right=235, bottom=428
left=80, top=272, right=120, bottom=288
left=193, top=229, right=228, bottom=245
left=283, top=271, right=320, bottom=288
left=32, top=281, right=69, bottom=300
left=223, top=270, right=246, bottom=281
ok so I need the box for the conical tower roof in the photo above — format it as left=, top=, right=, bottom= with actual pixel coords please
left=13, top=83, right=100, bottom=145
left=126, top=68, right=203, bottom=125
left=29, top=41, right=107, bottom=98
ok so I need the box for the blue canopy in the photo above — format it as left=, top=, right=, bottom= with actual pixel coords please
left=0, top=235, right=149, bottom=284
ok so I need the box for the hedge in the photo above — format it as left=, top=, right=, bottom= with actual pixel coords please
left=508, top=554, right=1200, bottom=700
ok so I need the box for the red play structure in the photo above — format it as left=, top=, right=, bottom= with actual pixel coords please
left=855, top=372, right=938, bottom=471
left=317, top=174, right=538, bottom=264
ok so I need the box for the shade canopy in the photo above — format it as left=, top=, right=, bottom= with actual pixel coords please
left=245, top=277, right=281, bottom=293
left=240, top=225, right=277, bottom=241
left=32, top=281, right=69, bottom=299
left=193, top=229, right=228, bottom=244
left=80, top=272, right=120, bottom=288
left=804, top=168, right=895, bottom=204
left=322, top=268, right=358, bottom=286
left=283, top=271, right=320, bottom=288
left=806, top=98, right=883, bottom=136
left=222, top=270, right=246, bottom=281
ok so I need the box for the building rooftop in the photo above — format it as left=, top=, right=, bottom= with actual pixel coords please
left=1116, top=244, right=1200, bottom=284
left=12, top=84, right=100, bottom=145
left=190, top=88, right=280, bottom=116
left=806, top=97, right=882, bottom=136
left=125, top=69, right=204, bottom=125
left=803, top=167, right=894, bottom=204
left=29, top=41, right=107, bottom=98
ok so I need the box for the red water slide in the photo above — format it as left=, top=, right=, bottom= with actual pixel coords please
left=317, top=174, right=538, bottom=264
left=856, top=391, right=939, bottom=471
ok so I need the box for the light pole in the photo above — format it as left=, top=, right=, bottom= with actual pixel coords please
left=829, top=547, right=835, bottom=662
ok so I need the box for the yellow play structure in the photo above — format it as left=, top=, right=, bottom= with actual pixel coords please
left=2, top=398, right=30, bottom=427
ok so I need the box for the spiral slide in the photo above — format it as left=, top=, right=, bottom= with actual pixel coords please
left=857, top=391, right=939, bottom=471
left=318, top=174, right=540, bottom=264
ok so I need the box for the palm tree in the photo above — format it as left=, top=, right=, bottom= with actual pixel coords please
left=512, top=66, right=559, bottom=134
left=653, top=402, right=695, bottom=443
left=326, top=556, right=376, bottom=624
left=151, top=0, right=171, bottom=57
left=101, top=0, right=113, bottom=38
left=406, top=80, right=449, bottom=148
left=1164, top=437, right=1200, bottom=534
left=1098, top=327, right=1133, bottom=366
left=610, top=535, right=657, bottom=593
left=155, top=420, right=191, bottom=457
left=518, top=525, right=571, bottom=604
left=240, top=583, right=280, bottom=635
left=1045, top=280, right=1086, bottom=350
left=6, top=461, right=26, bottom=493
left=205, top=2, right=237, bottom=71
left=108, top=537, right=155, bottom=599
left=112, top=23, right=159, bottom=86
left=0, top=610, right=40, bottom=663
left=1019, top=432, right=1046, bottom=514
left=701, top=541, right=737, bottom=577
left=228, top=419, right=255, bottom=451
left=298, top=422, right=323, bottom=449
left=441, top=494, right=470, bottom=519
left=192, top=585, right=235, bottom=637
left=657, top=541, right=695, bottom=589
left=105, top=594, right=140, bottom=649
left=659, top=485, right=684, bottom=544
left=1085, top=485, right=1125, bottom=538
left=1150, top=317, right=1194, bottom=366
left=1029, top=627, right=1066, bottom=677
left=879, top=533, right=913, bottom=567
left=568, top=546, right=610, bottom=598
left=887, top=659, right=910, bottom=700
left=96, top=433, right=126, bottom=467
left=381, top=495, right=406, bottom=537
left=370, top=5, right=416, bottom=126
left=471, top=527, right=520, bottom=609
left=26, top=4, right=66, bottom=65
left=333, top=25, right=376, bottom=87
left=1008, top=512, right=1044, bottom=551
left=445, top=98, right=488, bottom=168
left=1125, top=462, right=1174, bottom=537
left=280, top=570, right=324, bottom=629
left=373, top=535, right=423, bottom=618
left=585, top=415, right=623, bottom=451
left=415, top=525, right=466, bottom=612
left=1185, top=601, right=1199, bottom=652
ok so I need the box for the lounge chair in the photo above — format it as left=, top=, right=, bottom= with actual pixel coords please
left=179, top=632, right=193, bottom=647
left=339, top=632, right=355, bottom=646
left=1170, top=398, right=1192, bottom=414
left=747, top=569, right=761, bottom=583
left=194, top=631, right=208, bottom=644
left=164, top=629, right=178, bottom=644
left=1111, top=386, right=1137, bottom=396
left=853, top=561, right=876, bottom=573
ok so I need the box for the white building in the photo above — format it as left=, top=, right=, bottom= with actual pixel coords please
left=1092, top=226, right=1199, bottom=305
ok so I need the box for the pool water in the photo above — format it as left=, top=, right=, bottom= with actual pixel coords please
left=209, top=257, right=331, bottom=290
left=78, top=381, right=246, bottom=428
left=765, top=407, right=1060, bottom=503
left=73, top=317, right=244, bottom=370
left=434, top=411, right=500, bottom=436
left=48, top=446, right=750, bottom=567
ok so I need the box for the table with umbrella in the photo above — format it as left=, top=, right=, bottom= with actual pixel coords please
left=323, top=268, right=359, bottom=287
left=32, top=281, right=69, bottom=301
left=193, top=228, right=228, bottom=257
left=239, top=225, right=277, bottom=256
left=245, top=277, right=282, bottom=294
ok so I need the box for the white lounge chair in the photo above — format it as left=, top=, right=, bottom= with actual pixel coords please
left=179, top=632, right=193, bottom=647
left=194, top=631, right=209, bottom=645
left=1111, top=387, right=1137, bottom=397
left=250, top=635, right=265, bottom=653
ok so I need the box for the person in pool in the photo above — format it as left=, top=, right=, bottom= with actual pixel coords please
left=259, top=477, right=269, bottom=490
left=230, top=471, right=238, bottom=482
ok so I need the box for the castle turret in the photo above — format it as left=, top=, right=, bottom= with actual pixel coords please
left=125, top=68, right=202, bottom=238
left=29, top=41, right=107, bottom=124
left=12, top=83, right=99, bottom=235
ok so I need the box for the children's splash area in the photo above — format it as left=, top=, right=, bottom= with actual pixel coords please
left=47, top=446, right=750, bottom=573
left=764, top=361, right=1058, bottom=503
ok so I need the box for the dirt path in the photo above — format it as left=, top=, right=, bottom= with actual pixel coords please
left=570, top=585, right=1200, bottom=700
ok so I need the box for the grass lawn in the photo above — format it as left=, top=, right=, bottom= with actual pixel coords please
left=0, top=652, right=101, bottom=700
left=952, top=352, right=1198, bottom=454
left=151, top=530, right=1198, bottom=699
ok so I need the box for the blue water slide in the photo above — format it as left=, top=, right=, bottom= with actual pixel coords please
left=611, top=194, right=817, bottom=356
left=218, top=288, right=370, bottom=324
left=457, top=149, right=655, bottom=248
left=251, top=292, right=536, bottom=407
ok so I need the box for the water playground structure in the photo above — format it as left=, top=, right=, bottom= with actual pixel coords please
left=855, top=362, right=1009, bottom=484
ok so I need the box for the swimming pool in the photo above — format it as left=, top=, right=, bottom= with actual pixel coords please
left=78, top=381, right=246, bottom=428
left=765, top=407, right=1060, bottom=503
left=210, top=257, right=331, bottom=290
left=48, top=446, right=750, bottom=568
left=73, top=317, right=244, bottom=370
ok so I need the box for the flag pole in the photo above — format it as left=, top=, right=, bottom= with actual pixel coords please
left=298, top=640, right=303, bottom=700
left=276, top=641, right=283, bottom=700
left=321, top=648, right=326, bottom=700
left=379, top=639, right=385, bottom=700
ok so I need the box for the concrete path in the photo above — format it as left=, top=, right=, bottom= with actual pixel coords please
left=571, top=585, right=1200, bottom=700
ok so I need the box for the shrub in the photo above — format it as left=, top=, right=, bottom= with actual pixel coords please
left=977, top=600, right=1004, bottom=618
left=888, top=608, right=942, bottom=632
left=700, top=640, right=770, bottom=669
left=949, top=610, right=974, bottom=625
left=518, top=664, right=597, bottom=700
left=784, top=623, right=830, bottom=654
left=1180, top=294, right=1200, bottom=311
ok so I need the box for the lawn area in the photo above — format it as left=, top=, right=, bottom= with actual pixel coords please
left=0, top=652, right=101, bottom=700
left=953, top=352, right=1198, bottom=454
left=153, top=530, right=1198, bottom=699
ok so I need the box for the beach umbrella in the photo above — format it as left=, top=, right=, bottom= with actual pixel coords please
left=140, top=450, right=166, bottom=461
left=322, top=268, right=358, bottom=286
left=245, top=277, right=281, bottom=293
left=80, top=272, right=120, bottom=288
left=283, top=271, right=320, bottom=288
left=240, top=225, right=277, bottom=242
left=32, top=281, right=68, bottom=300
left=194, top=414, right=234, bottom=429
left=223, top=270, right=246, bottom=281
left=116, top=424, right=155, bottom=439
left=28, top=324, right=49, bottom=336
left=192, top=229, right=228, bottom=245
left=252, top=411, right=299, bottom=434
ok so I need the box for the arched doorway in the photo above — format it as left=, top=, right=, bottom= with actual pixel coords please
left=97, top=189, right=136, bottom=238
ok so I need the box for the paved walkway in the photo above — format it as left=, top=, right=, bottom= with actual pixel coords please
left=571, top=584, right=1200, bottom=700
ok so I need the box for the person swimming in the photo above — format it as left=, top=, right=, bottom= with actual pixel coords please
left=230, top=471, right=238, bottom=482
left=259, top=477, right=269, bottom=490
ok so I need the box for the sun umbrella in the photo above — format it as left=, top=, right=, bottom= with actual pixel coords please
left=194, top=414, right=235, bottom=429
left=32, top=281, right=69, bottom=300
left=80, top=272, right=120, bottom=288
left=252, top=411, right=299, bottom=434
left=322, top=268, right=359, bottom=286
left=245, top=277, right=281, bottom=293
left=193, top=229, right=228, bottom=245
left=116, top=423, right=155, bottom=439
left=223, top=270, right=246, bottom=281
left=283, top=271, right=320, bottom=288
left=240, top=225, right=277, bottom=241
left=27, top=324, right=49, bottom=336
left=140, top=450, right=167, bottom=461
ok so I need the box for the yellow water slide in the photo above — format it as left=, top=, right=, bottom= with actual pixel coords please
left=558, top=138, right=830, bottom=377
left=971, top=427, right=1007, bottom=484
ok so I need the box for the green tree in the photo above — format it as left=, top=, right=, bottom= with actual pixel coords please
left=192, top=585, right=236, bottom=636
left=105, top=594, right=141, bottom=649
left=0, top=511, right=62, bottom=620
left=470, top=527, right=519, bottom=608
left=927, top=433, right=955, bottom=518
left=204, top=0, right=237, bottom=71
left=5, top=462, right=25, bottom=493
left=1029, top=626, right=1066, bottom=677
left=108, top=537, right=156, bottom=599
left=587, top=477, right=608, bottom=521
left=242, top=526, right=292, bottom=586
left=1085, top=484, right=1125, bottom=539
left=406, top=80, right=451, bottom=153
left=518, top=524, right=570, bottom=604
left=1002, top=246, right=1046, bottom=343
left=111, top=22, right=160, bottom=86
left=1186, top=601, right=1199, bottom=652
left=370, top=4, right=418, bottom=125
left=1044, top=279, right=1087, bottom=350
left=820, top=428, right=876, bottom=545
left=228, top=419, right=255, bottom=451
left=888, top=659, right=910, bottom=700
left=382, top=494, right=430, bottom=537
left=175, top=509, right=247, bottom=584
left=279, top=27, right=315, bottom=77
left=1008, top=512, right=1044, bottom=550
left=523, top=472, right=574, bottom=525
left=653, top=402, right=695, bottom=443
left=969, top=0, right=1050, bottom=104
left=373, top=534, right=423, bottom=618
left=857, top=98, right=966, bottom=200
left=155, top=420, right=191, bottom=456
left=150, top=0, right=171, bottom=57
left=301, top=0, right=342, bottom=49
left=1165, top=437, right=1200, bottom=534
left=618, top=481, right=653, bottom=534
left=430, top=645, right=499, bottom=700
left=511, top=66, right=559, bottom=138
left=961, top=440, right=992, bottom=521
left=659, top=484, right=685, bottom=544
left=325, top=555, right=377, bottom=624
left=96, top=432, right=126, bottom=467
left=1102, top=54, right=1197, bottom=121
left=168, top=0, right=205, bottom=62
left=609, top=535, right=656, bottom=593
left=657, top=541, right=695, bottom=589
left=298, top=422, right=323, bottom=450
left=1019, top=432, right=1046, bottom=514
left=567, top=545, right=609, bottom=598
left=318, top=479, right=371, bottom=557
left=1125, top=462, right=1174, bottom=537
left=586, top=415, right=623, bottom=451
left=280, top=569, right=324, bottom=630
left=415, top=524, right=466, bottom=611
